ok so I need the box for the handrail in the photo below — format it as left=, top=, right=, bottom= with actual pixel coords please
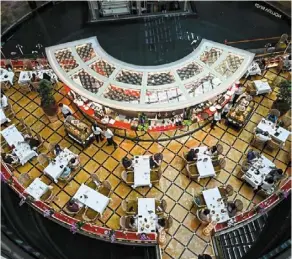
left=225, top=35, right=291, bottom=46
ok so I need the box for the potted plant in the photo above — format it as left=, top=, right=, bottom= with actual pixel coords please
left=272, top=79, right=291, bottom=115
left=38, top=79, right=58, bottom=116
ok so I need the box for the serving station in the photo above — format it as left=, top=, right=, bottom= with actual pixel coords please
left=46, top=37, right=254, bottom=132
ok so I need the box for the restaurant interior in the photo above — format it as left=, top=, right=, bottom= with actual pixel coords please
left=1, top=1, right=291, bottom=259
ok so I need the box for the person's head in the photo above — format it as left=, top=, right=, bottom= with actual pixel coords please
left=217, top=108, right=222, bottom=113
left=277, top=169, right=283, bottom=175
left=93, top=121, right=98, bottom=127
left=198, top=254, right=212, bottom=259
left=203, top=209, right=210, bottom=215
left=263, top=131, right=269, bottom=136
left=154, top=153, right=163, bottom=162
left=58, top=103, right=64, bottom=108
left=32, top=73, right=36, bottom=79
left=194, top=149, right=199, bottom=154
left=266, top=176, right=274, bottom=184
left=229, top=203, right=236, bottom=210
left=24, top=136, right=30, bottom=142
left=158, top=218, right=166, bottom=227
left=130, top=217, right=135, bottom=225
left=189, top=149, right=195, bottom=155
left=69, top=199, right=75, bottom=206
left=55, top=144, right=61, bottom=150
left=211, top=146, right=217, bottom=153
left=70, top=158, right=76, bottom=164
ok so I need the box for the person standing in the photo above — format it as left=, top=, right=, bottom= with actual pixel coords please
left=232, top=86, right=245, bottom=105
left=92, top=122, right=103, bottom=143
left=210, top=109, right=222, bottom=130
left=104, top=127, right=117, bottom=148
left=59, top=103, right=73, bottom=118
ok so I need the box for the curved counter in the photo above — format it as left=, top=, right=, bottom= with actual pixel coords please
left=45, top=37, right=254, bottom=113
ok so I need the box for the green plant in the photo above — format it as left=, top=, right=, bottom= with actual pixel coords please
left=38, top=79, right=56, bottom=108
left=273, top=80, right=291, bottom=115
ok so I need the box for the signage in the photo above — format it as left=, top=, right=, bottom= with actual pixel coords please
left=255, top=3, right=282, bottom=19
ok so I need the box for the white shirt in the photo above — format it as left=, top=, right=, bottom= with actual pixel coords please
left=214, top=111, right=221, bottom=121
left=256, top=133, right=271, bottom=142
left=104, top=129, right=114, bottom=139
left=222, top=103, right=231, bottom=113
left=1, top=95, right=8, bottom=108
left=61, top=105, right=73, bottom=115
left=92, top=125, right=102, bottom=135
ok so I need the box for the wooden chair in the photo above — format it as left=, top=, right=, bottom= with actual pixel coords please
left=40, top=187, right=55, bottom=204
left=5, top=103, right=15, bottom=120
left=182, top=152, right=196, bottom=166
left=234, top=199, right=243, bottom=212
left=47, top=142, right=57, bottom=155
left=196, top=209, right=210, bottom=224
left=155, top=199, right=167, bottom=215
left=266, top=139, right=282, bottom=150
left=164, top=216, right=173, bottom=232
left=240, top=160, right=250, bottom=178
left=269, top=109, right=280, bottom=118
left=186, top=163, right=199, bottom=179
left=17, top=118, right=28, bottom=133
left=37, top=153, right=50, bottom=169
left=17, top=173, right=33, bottom=188
left=194, top=192, right=206, bottom=208
left=82, top=206, right=100, bottom=222
left=216, top=144, right=223, bottom=155
left=19, top=83, right=32, bottom=94
left=150, top=168, right=162, bottom=184
left=121, top=199, right=138, bottom=215
left=119, top=216, right=135, bottom=231
left=98, top=180, right=112, bottom=197
left=251, top=134, right=267, bottom=147
left=279, top=115, right=291, bottom=130
left=121, top=171, right=134, bottom=185
left=86, top=174, right=101, bottom=190
left=214, top=158, right=226, bottom=173
left=35, top=133, right=45, bottom=151
left=218, top=184, right=234, bottom=200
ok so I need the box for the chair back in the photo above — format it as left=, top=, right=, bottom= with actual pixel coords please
left=234, top=199, right=243, bottom=212
left=165, top=216, right=173, bottom=230
left=48, top=142, right=57, bottom=153
left=161, top=199, right=167, bottom=212
left=266, top=139, right=281, bottom=150
left=121, top=171, right=128, bottom=183
left=37, top=153, right=50, bottom=167
left=36, top=133, right=44, bottom=146
left=241, top=160, right=250, bottom=172
left=216, top=144, right=223, bottom=155
left=225, top=184, right=234, bottom=196
left=219, top=158, right=226, bottom=169
left=17, top=173, right=31, bottom=187
left=119, top=216, right=127, bottom=230
left=90, top=174, right=101, bottom=184
left=99, top=180, right=112, bottom=197
left=269, top=109, right=280, bottom=117
left=121, top=200, right=128, bottom=213
left=186, top=163, right=198, bottom=179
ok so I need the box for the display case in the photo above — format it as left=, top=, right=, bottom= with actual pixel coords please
left=46, top=36, right=254, bottom=132
left=64, top=115, right=94, bottom=146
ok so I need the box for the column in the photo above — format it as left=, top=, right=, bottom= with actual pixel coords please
left=184, top=0, right=188, bottom=12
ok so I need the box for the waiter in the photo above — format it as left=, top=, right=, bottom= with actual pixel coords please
left=59, top=103, right=73, bottom=118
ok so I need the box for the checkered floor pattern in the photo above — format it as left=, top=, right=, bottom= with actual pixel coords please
left=2, top=68, right=291, bottom=259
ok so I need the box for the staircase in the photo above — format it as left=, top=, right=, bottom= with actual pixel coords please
left=99, top=1, right=130, bottom=17
left=212, top=214, right=268, bottom=259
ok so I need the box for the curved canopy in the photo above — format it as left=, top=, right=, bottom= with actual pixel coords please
left=46, top=37, right=254, bottom=112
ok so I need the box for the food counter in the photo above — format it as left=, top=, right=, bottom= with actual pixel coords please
left=46, top=36, right=254, bottom=132
left=64, top=115, right=94, bottom=146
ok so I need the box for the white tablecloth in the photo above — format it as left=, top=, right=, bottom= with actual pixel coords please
left=18, top=70, right=58, bottom=85
left=25, top=178, right=49, bottom=200
left=0, top=68, right=14, bottom=85
left=0, top=108, right=8, bottom=124
left=13, top=142, right=38, bottom=165
left=137, top=198, right=156, bottom=233
left=44, top=148, right=75, bottom=183
left=73, top=184, right=110, bottom=214
left=202, top=187, right=230, bottom=223
left=243, top=155, right=275, bottom=188
left=245, top=62, right=261, bottom=78
left=1, top=124, right=24, bottom=146
left=257, top=118, right=290, bottom=143
left=133, top=155, right=151, bottom=188
left=192, top=146, right=215, bottom=178
left=253, top=80, right=272, bottom=95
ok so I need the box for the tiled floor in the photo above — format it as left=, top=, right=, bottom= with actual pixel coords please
left=3, top=68, right=291, bottom=259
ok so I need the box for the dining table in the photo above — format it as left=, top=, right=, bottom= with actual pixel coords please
left=18, top=69, right=58, bottom=85
left=0, top=68, right=15, bottom=85
left=25, top=178, right=50, bottom=200
left=44, top=148, right=75, bottom=183
left=0, top=108, right=9, bottom=124
left=73, top=184, right=110, bottom=215
left=132, top=155, right=151, bottom=188
left=137, top=198, right=157, bottom=233
left=202, top=187, right=230, bottom=223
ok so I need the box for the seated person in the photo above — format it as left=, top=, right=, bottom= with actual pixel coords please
left=186, top=148, right=199, bottom=162
left=267, top=113, right=278, bottom=124
left=246, top=149, right=259, bottom=161
left=129, top=216, right=137, bottom=230
left=198, top=209, right=212, bottom=223
left=1, top=93, right=8, bottom=108
left=30, top=73, right=40, bottom=83
left=150, top=153, right=163, bottom=169
left=54, top=144, right=62, bottom=156
left=66, top=199, right=80, bottom=213
left=24, top=135, right=40, bottom=150
left=156, top=217, right=167, bottom=231
left=60, top=166, right=71, bottom=179
left=269, top=168, right=284, bottom=182
left=122, top=156, right=133, bottom=170
left=2, top=153, right=19, bottom=165
left=207, top=146, right=218, bottom=156
left=261, top=176, right=275, bottom=191
left=227, top=202, right=237, bottom=218
left=255, top=130, right=271, bottom=142
left=68, top=156, right=80, bottom=169
left=198, top=254, right=212, bottom=259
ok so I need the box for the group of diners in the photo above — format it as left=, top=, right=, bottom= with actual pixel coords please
left=121, top=153, right=163, bottom=188
left=183, top=144, right=225, bottom=180
left=119, top=198, right=171, bottom=233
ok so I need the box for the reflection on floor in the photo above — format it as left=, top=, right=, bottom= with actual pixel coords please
left=3, top=68, right=291, bottom=259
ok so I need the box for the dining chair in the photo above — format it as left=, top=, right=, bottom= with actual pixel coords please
left=119, top=216, right=135, bottom=231
left=219, top=184, right=234, bottom=200
left=5, top=103, right=15, bottom=120
left=19, top=83, right=32, bottom=94
left=251, top=134, right=266, bottom=147
left=186, top=163, right=199, bottom=179
left=196, top=209, right=209, bottom=224
left=269, top=109, right=281, bottom=118
left=82, top=206, right=100, bottom=222
left=121, top=171, right=134, bottom=185
left=150, top=168, right=162, bottom=184
left=155, top=199, right=167, bottom=215
left=216, top=144, right=224, bottom=155
left=164, top=216, right=173, bottom=232
left=193, top=193, right=206, bottom=208
left=47, top=142, right=57, bottom=155
left=182, top=152, right=196, bottom=167
left=40, top=187, right=55, bottom=204
left=234, top=199, right=243, bottom=212
left=35, top=133, right=45, bottom=151
left=279, top=115, right=291, bottom=130
left=267, top=138, right=282, bottom=150
left=121, top=200, right=138, bottom=215
left=17, top=173, right=33, bottom=188
left=17, top=118, right=28, bottom=133
left=240, top=160, right=251, bottom=178
left=86, top=174, right=101, bottom=190
left=37, top=153, right=50, bottom=169
left=98, top=180, right=112, bottom=197
left=214, top=158, right=226, bottom=173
